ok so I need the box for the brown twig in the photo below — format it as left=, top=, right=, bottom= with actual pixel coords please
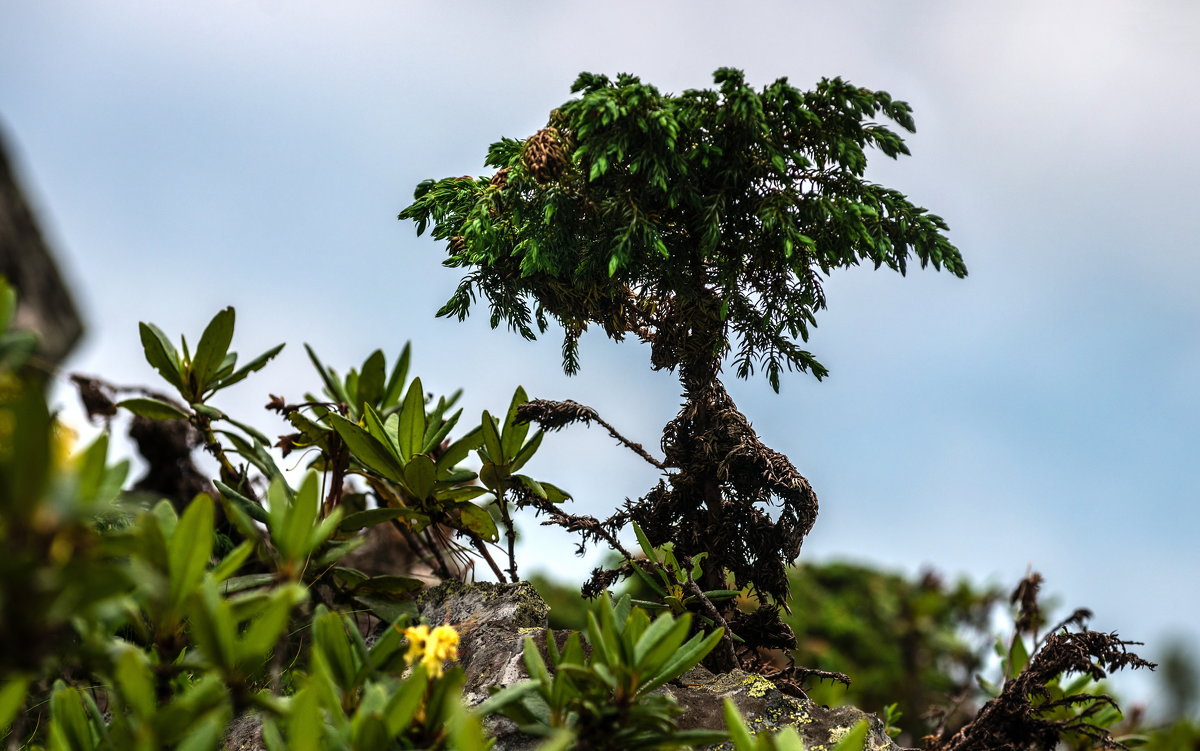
left=517, top=398, right=666, bottom=469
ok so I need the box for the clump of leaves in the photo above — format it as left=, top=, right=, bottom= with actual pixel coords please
left=403, top=68, right=966, bottom=669
left=478, top=593, right=728, bottom=750
left=779, top=563, right=1000, bottom=742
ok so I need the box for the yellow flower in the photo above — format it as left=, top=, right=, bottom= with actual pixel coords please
left=401, top=623, right=459, bottom=679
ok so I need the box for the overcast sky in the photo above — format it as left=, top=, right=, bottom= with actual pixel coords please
left=3, top=1, right=1197, bottom=706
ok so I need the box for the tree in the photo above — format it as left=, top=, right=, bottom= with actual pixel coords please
left=402, top=68, right=966, bottom=669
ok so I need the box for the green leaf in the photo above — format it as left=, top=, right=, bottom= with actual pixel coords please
left=0, top=676, right=29, bottom=736
left=403, top=454, right=437, bottom=499
left=722, top=698, right=754, bottom=750
left=240, top=585, right=305, bottom=664
left=481, top=410, right=504, bottom=464
left=1007, top=635, right=1030, bottom=679
left=632, top=522, right=659, bottom=562
left=458, top=502, right=499, bottom=542
left=437, top=425, right=483, bottom=473
left=437, top=486, right=487, bottom=503
left=48, top=683, right=92, bottom=751
left=508, top=429, right=543, bottom=473
left=357, top=349, right=387, bottom=408
left=113, top=647, right=155, bottom=718
left=278, top=472, right=320, bottom=561
left=214, top=342, right=284, bottom=390
left=174, top=712, right=226, bottom=751
left=168, top=495, right=215, bottom=612
left=539, top=481, right=571, bottom=504
left=421, top=406, right=461, bottom=454
left=633, top=611, right=687, bottom=667
left=285, top=684, right=322, bottom=751
left=397, top=377, right=426, bottom=459
left=220, top=573, right=276, bottom=595
left=514, top=474, right=547, bottom=499
left=975, top=674, right=1001, bottom=698
left=214, top=480, right=269, bottom=524
left=218, top=413, right=272, bottom=447
left=353, top=595, right=418, bottom=624
left=447, top=702, right=494, bottom=751
left=139, top=321, right=184, bottom=391
left=585, top=609, right=618, bottom=668
left=338, top=507, right=422, bottom=532
left=471, top=680, right=540, bottom=719
left=831, top=719, right=869, bottom=751
left=500, top=386, right=530, bottom=459
left=628, top=561, right=668, bottom=597
left=304, top=343, right=351, bottom=406
left=192, top=307, right=236, bottom=392
left=192, top=579, right=238, bottom=671
left=382, top=342, right=411, bottom=408
left=190, top=402, right=225, bottom=420
left=522, top=634, right=551, bottom=683
left=666, top=730, right=731, bottom=748
left=117, top=397, right=189, bottom=421
left=0, top=278, right=15, bottom=332
left=383, top=665, right=427, bottom=736
left=352, top=575, right=424, bottom=598
left=327, top=413, right=405, bottom=482
left=362, top=404, right=400, bottom=461
left=640, top=627, right=724, bottom=694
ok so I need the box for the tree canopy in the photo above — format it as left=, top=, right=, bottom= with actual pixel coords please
left=401, top=68, right=966, bottom=390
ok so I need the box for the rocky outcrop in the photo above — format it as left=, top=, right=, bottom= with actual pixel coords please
left=419, top=581, right=899, bottom=750
left=223, top=582, right=899, bottom=750
left=0, top=128, right=83, bottom=364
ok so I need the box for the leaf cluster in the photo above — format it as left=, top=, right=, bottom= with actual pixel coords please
left=478, top=593, right=728, bottom=750
left=402, top=68, right=965, bottom=389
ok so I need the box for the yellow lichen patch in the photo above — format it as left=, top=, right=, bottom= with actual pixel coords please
left=742, top=672, right=775, bottom=698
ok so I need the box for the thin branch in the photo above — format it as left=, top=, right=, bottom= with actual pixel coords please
left=517, top=398, right=666, bottom=469
left=683, top=579, right=739, bottom=670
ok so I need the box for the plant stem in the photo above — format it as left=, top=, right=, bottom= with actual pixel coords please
left=494, top=485, right=519, bottom=582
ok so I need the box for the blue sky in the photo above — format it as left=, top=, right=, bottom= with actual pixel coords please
left=3, top=1, right=1197, bottom=705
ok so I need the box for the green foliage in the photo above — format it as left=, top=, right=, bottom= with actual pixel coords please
left=133, top=307, right=284, bottom=406
left=290, top=345, right=567, bottom=586
left=402, top=68, right=964, bottom=389
left=626, top=522, right=741, bottom=622
left=478, top=593, right=727, bottom=749
left=0, top=295, right=521, bottom=749
left=782, top=562, right=999, bottom=740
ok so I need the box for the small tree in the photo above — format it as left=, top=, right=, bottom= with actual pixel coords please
left=402, top=68, right=966, bottom=669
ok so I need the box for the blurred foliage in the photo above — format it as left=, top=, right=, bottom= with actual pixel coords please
left=0, top=284, right=566, bottom=749
left=782, top=562, right=1000, bottom=740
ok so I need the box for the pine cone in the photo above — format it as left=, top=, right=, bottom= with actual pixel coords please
left=522, top=127, right=568, bottom=183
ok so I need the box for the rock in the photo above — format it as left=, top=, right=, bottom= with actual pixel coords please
left=665, top=666, right=899, bottom=750
left=415, top=580, right=550, bottom=705
left=422, top=581, right=900, bottom=751
left=222, top=582, right=900, bottom=750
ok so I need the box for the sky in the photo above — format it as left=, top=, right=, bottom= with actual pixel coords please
left=3, top=0, right=1197, bottom=707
